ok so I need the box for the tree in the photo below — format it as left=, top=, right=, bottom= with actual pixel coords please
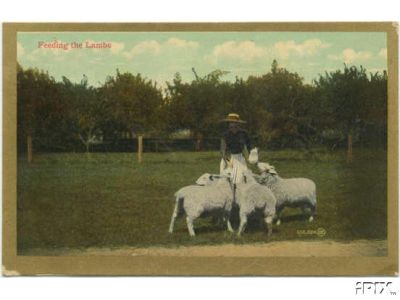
left=361, top=71, right=388, bottom=148
left=163, top=72, right=192, bottom=132
left=59, top=75, right=105, bottom=153
left=17, top=64, right=66, bottom=159
left=315, top=65, right=370, bottom=161
left=165, top=69, right=231, bottom=150
left=17, top=61, right=387, bottom=156
left=99, top=70, right=164, bottom=137
left=246, top=60, right=315, bottom=149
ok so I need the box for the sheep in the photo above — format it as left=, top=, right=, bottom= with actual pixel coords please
left=199, top=167, right=277, bottom=236
left=257, top=162, right=317, bottom=225
left=168, top=173, right=234, bottom=236
left=234, top=169, right=277, bottom=236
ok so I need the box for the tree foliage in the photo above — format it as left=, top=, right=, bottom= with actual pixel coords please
left=99, top=70, right=164, bottom=136
left=16, top=61, right=388, bottom=153
left=17, top=64, right=70, bottom=150
left=58, top=75, right=105, bottom=152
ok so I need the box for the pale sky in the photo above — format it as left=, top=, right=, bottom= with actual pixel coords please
left=17, top=32, right=387, bottom=88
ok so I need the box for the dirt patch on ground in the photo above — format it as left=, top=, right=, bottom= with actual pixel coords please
left=23, top=239, right=387, bottom=257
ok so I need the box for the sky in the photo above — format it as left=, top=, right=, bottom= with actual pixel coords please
left=17, top=32, right=387, bottom=88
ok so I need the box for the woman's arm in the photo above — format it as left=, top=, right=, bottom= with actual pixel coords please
left=244, top=131, right=252, bottom=151
left=220, top=137, right=227, bottom=159
left=242, top=131, right=252, bottom=158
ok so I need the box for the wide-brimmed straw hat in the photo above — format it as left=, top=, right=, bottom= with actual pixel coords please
left=221, top=113, right=246, bottom=123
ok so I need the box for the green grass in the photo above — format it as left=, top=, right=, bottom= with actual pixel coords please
left=17, top=148, right=387, bottom=254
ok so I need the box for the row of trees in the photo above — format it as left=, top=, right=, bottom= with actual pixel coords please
left=17, top=60, right=387, bottom=158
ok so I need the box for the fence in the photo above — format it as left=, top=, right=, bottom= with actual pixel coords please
left=18, top=132, right=386, bottom=155
left=23, top=137, right=227, bottom=153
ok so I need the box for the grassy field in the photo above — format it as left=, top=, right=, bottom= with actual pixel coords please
left=17, top=148, right=387, bottom=254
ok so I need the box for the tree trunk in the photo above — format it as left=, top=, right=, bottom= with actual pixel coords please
left=27, top=135, right=33, bottom=163
left=138, top=135, right=143, bottom=163
left=195, top=132, right=203, bottom=151
left=86, top=142, right=90, bottom=153
left=347, top=131, right=353, bottom=163
left=78, top=133, right=91, bottom=154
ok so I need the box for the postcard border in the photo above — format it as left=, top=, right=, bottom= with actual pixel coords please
left=3, top=22, right=398, bottom=276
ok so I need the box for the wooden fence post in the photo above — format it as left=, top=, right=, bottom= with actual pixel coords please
left=138, top=135, right=143, bottom=163
left=195, top=132, right=203, bottom=151
left=347, top=132, right=353, bottom=163
left=27, top=135, right=33, bottom=163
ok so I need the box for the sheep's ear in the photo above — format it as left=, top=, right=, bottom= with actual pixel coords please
left=269, top=169, right=277, bottom=175
left=243, top=175, right=247, bottom=183
left=209, top=175, right=214, bottom=181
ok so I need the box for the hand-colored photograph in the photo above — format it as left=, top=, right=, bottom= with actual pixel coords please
left=3, top=23, right=398, bottom=275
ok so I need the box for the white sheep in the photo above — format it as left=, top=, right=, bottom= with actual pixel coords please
left=200, top=168, right=277, bottom=236
left=234, top=169, right=277, bottom=236
left=257, top=162, right=317, bottom=225
left=168, top=173, right=234, bottom=236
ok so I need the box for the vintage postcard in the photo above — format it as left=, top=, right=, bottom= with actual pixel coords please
left=2, top=23, right=398, bottom=275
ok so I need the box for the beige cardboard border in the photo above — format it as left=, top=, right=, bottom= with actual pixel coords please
left=2, top=22, right=398, bottom=276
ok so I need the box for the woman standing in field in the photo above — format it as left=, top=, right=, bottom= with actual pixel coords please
left=220, top=113, right=254, bottom=184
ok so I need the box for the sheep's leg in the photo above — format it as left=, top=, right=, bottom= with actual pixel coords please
left=264, top=215, right=273, bottom=237
left=186, top=216, right=196, bottom=237
left=275, top=206, right=283, bottom=226
left=227, top=220, right=234, bottom=233
left=168, top=199, right=180, bottom=233
left=301, top=205, right=310, bottom=220
left=237, top=213, right=248, bottom=236
left=302, top=203, right=315, bottom=222
left=211, top=214, right=220, bottom=226
left=308, top=204, right=316, bottom=222
left=223, top=211, right=234, bottom=233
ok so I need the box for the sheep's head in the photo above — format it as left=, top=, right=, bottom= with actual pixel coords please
left=223, top=158, right=234, bottom=169
left=220, top=163, right=233, bottom=177
left=195, top=173, right=215, bottom=186
left=196, top=172, right=232, bottom=186
left=257, top=162, right=278, bottom=175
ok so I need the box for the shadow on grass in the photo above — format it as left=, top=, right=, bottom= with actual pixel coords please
left=280, top=214, right=310, bottom=223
